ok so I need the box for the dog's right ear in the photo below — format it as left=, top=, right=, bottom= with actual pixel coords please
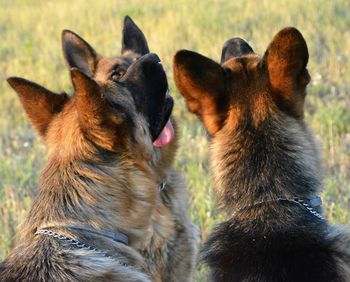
left=263, top=27, right=310, bottom=118
left=70, top=68, right=106, bottom=127
left=7, top=77, right=69, bottom=137
left=70, top=68, right=127, bottom=150
left=62, top=30, right=98, bottom=77
left=173, top=50, right=228, bottom=135
left=121, top=16, right=149, bottom=56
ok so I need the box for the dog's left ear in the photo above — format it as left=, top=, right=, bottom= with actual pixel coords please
left=173, top=50, right=229, bottom=135
left=221, top=38, right=254, bottom=64
left=263, top=27, right=310, bottom=117
left=121, top=16, right=149, bottom=56
left=62, top=30, right=98, bottom=77
left=7, top=77, right=69, bottom=137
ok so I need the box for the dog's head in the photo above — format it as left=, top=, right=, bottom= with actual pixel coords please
left=61, top=16, right=150, bottom=82
left=7, top=17, right=174, bottom=168
left=173, top=27, right=310, bottom=135
left=8, top=53, right=172, bottom=159
left=174, top=28, right=322, bottom=210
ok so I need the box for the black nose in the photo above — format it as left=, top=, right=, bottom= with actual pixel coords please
left=138, top=53, right=161, bottom=64
left=118, top=52, right=169, bottom=141
left=120, top=51, right=168, bottom=114
left=122, top=53, right=164, bottom=81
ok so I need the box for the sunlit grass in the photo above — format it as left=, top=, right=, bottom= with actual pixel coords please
left=0, top=0, right=349, bottom=280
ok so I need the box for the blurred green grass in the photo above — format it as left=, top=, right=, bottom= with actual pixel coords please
left=0, top=0, right=349, bottom=280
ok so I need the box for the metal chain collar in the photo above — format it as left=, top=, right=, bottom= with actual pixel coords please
left=292, top=197, right=325, bottom=220
left=232, top=195, right=325, bottom=220
left=35, top=229, right=128, bottom=266
left=35, top=181, right=167, bottom=266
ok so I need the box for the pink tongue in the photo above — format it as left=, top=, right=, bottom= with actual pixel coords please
left=153, top=119, right=175, bottom=147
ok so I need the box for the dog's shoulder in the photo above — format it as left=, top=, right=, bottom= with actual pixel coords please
left=0, top=238, right=150, bottom=282
left=327, top=225, right=350, bottom=281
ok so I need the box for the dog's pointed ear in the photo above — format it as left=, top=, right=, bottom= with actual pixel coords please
left=173, top=50, right=228, bottom=135
left=121, top=16, right=149, bottom=56
left=221, top=38, right=254, bottom=64
left=70, top=68, right=106, bottom=125
left=7, top=77, right=69, bottom=137
left=70, top=68, right=127, bottom=150
left=62, top=30, right=98, bottom=77
left=263, top=27, right=310, bottom=116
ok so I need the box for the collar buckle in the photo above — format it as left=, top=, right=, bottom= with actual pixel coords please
left=159, top=181, right=166, bottom=191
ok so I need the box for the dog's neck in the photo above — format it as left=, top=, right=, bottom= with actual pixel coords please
left=211, top=114, right=322, bottom=215
left=18, top=150, right=159, bottom=249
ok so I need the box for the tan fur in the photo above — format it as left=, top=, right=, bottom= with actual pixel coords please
left=3, top=74, right=198, bottom=281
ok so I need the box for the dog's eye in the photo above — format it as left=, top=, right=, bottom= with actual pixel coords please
left=111, top=68, right=125, bottom=81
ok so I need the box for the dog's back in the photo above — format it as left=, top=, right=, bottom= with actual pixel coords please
left=201, top=114, right=350, bottom=281
left=173, top=27, right=350, bottom=281
left=203, top=222, right=345, bottom=281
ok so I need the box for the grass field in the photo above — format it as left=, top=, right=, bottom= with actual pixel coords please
left=0, top=0, right=349, bottom=280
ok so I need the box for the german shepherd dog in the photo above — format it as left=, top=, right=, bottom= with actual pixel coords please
left=173, top=27, right=350, bottom=281
left=1, top=16, right=198, bottom=281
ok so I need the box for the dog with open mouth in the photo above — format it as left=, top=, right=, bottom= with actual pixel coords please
left=0, top=16, right=198, bottom=282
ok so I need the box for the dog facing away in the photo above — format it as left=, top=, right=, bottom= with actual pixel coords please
left=0, top=17, right=198, bottom=281
left=174, top=27, right=350, bottom=281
